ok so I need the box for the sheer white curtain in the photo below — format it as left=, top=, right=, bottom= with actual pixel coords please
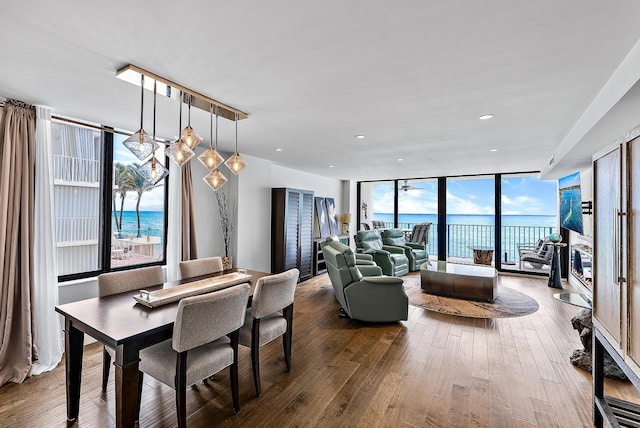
left=32, top=106, right=63, bottom=375
left=166, top=160, right=182, bottom=281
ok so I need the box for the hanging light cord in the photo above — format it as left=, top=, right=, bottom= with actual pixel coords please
left=234, top=113, right=238, bottom=153
left=209, top=103, right=214, bottom=149
left=152, top=80, right=157, bottom=141
left=216, top=106, right=219, bottom=151
left=140, top=74, right=145, bottom=131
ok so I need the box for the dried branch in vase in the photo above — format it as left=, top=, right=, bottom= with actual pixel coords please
left=215, top=189, right=235, bottom=257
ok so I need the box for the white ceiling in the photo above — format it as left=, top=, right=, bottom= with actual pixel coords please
left=2, top=1, right=640, bottom=181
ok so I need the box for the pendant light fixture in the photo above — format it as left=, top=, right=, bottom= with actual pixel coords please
left=203, top=105, right=228, bottom=191
left=123, top=74, right=159, bottom=160
left=139, top=80, right=169, bottom=185
left=198, top=104, right=225, bottom=171
left=224, top=113, right=248, bottom=175
left=167, top=92, right=195, bottom=166
left=181, top=94, right=203, bottom=149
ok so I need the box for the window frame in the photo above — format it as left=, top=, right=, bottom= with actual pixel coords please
left=55, top=121, right=169, bottom=282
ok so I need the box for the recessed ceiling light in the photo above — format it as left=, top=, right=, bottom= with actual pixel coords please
left=355, top=135, right=366, bottom=139
left=478, top=114, right=494, bottom=120
left=275, top=148, right=282, bottom=152
left=328, top=165, right=334, bottom=168
left=490, top=148, right=498, bottom=152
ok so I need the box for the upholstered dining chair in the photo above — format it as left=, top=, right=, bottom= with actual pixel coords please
left=137, top=284, right=250, bottom=428
left=97, top=266, right=165, bottom=391
left=179, top=256, right=224, bottom=279
left=238, top=268, right=299, bottom=396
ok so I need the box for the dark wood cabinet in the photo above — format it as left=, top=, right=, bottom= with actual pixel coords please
left=271, top=188, right=314, bottom=281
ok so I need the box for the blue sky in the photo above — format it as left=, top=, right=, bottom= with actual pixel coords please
left=113, top=135, right=166, bottom=211
left=373, top=176, right=558, bottom=215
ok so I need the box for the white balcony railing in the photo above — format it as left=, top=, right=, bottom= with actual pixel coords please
left=53, top=154, right=100, bottom=183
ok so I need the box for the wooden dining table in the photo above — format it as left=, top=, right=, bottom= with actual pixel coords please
left=55, top=268, right=270, bottom=428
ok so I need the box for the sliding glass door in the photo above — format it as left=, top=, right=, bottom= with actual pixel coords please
left=501, top=173, right=557, bottom=272
left=446, top=176, right=495, bottom=265
left=397, top=179, right=438, bottom=258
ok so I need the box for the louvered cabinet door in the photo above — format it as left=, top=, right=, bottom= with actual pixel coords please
left=593, top=146, right=623, bottom=350
left=284, top=190, right=301, bottom=271
left=271, top=188, right=314, bottom=280
left=298, top=190, right=315, bottom=281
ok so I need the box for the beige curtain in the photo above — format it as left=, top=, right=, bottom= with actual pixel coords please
left=181, top=161, right=198, bottom=260
left=0, top=100, right=37, bottom=387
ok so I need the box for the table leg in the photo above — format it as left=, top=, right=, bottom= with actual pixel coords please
left=64, top=318, right=84, bottom=422
left=114, top=344, right=141, bottom=428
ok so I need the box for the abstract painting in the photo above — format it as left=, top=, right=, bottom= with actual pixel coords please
left=325, top=197, right=339, bottom=236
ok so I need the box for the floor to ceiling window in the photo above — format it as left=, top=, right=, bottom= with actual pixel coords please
left=446, top=176, right=495, bottom=264
left=501, top=173, right=557, bottom=272
left=358, top=172, right=558, bottom=273
left=359, top=180, right=395, bottom=230
left=397, top=179, right=438, bottom=257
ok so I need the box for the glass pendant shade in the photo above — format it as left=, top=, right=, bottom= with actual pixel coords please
left=123, top=129, right=158, bottom=160
left=198, top=147, right=225, bottom=171
left=138, top=155, right=169, bottom=185
left=203, top=169, right=227, bottom=190
left=166, top=139, right=195, bottom=167
left=181, top=125, right=203, bottom=149
left=224, top=152, right=248, bottom=175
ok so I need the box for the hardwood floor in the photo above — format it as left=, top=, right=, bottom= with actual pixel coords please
left=2, top=272, right=639, bottom=427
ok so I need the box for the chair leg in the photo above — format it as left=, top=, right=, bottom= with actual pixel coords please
left=229, top=330, right=240, bottom=413
left=175, top=352, right=188, bottom=428
left=251, top=318, right=261, bottom=396
left=101, top=347, right=111, bottom=391
left=283, top=304, right=293, bottom=372
left=136, top=371, right=144, bottom=423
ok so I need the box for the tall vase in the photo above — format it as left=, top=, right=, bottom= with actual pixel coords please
left=222, top=256, right=232, bottom=270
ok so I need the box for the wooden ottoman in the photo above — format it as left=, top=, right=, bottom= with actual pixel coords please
left=420, top=261, right=497, bottom=302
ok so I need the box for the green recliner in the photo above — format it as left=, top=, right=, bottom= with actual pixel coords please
left=353, top=230, right=409, bottom=277
left=323, top=235, right=378, bottom=272
left=320, top=237, right=408, bottom=322
left=381, top=228, right=429, bottom=271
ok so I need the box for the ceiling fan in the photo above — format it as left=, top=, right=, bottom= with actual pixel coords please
left=400, top=180, right=420, bottom=192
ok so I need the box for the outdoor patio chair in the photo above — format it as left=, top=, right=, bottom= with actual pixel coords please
left=518, top=238, right=554, bottom=271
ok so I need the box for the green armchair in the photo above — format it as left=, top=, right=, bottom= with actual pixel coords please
left=323, top=235, right=379, bottom=274
left=381, top=228, right=429, bottom=271
left=353, top=230, right=409, bottom=277
left=320, top=237, right=408, bottom=322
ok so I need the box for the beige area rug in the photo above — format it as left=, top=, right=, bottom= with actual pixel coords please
left=403, top=274, right=539, bottom=318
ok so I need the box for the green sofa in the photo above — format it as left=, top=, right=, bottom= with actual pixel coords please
left=320, top=237, right=408, bottom=322
left=381, top=228, right=429, bottom=271
left=353, top=230, right=409, bottom=277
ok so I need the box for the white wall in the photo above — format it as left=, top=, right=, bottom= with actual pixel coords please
left=270, top=164, right=343, bottom=212
left=189, top=148, right=237, bottom=260
left=237, top=155, right=272, bottom=272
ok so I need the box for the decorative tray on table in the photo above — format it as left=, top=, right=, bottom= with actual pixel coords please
left=133, top=272, right=252, bottom=308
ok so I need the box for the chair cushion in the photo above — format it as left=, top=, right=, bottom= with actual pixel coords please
left=140, top=337, right=233, bottom=388
left=238, top=309, right=287, bottom=347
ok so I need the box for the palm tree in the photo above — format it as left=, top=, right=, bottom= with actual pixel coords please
left=126, top=163, right=155, bottom=237
left=112, top=162, right=132, bottom=234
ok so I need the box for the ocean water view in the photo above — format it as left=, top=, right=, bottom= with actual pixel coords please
left=373, top=213, right=556, bottom=228
left=113, top=210, right=164, bottom=237
left=372, top=213, right=557, bottom=262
